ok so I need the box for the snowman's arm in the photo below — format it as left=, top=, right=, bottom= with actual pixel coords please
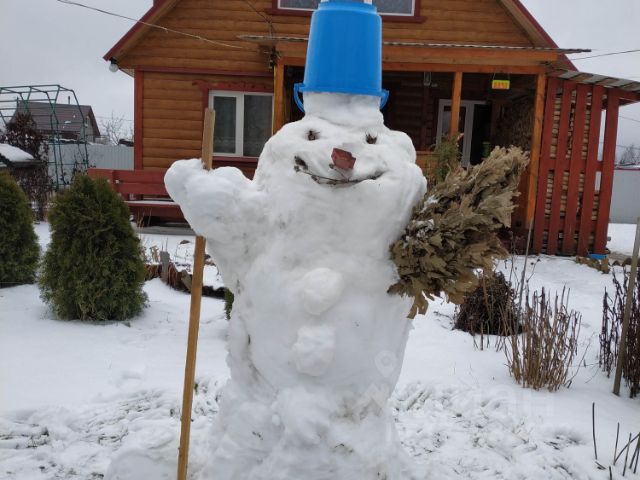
left=164, top=159, right=265, bottom=245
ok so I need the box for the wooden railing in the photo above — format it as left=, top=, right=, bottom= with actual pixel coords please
left=87, top=168, right=183, bottom=223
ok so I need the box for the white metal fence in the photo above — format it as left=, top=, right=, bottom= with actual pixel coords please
left=610, top=168, right=640, bottom=223
left=51, top=144, right=133, bottom=186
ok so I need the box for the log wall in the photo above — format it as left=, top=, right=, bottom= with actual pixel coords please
left=116, top=0, right=541, bottom=170
left=138, top=71, right=272, bottom=170
left=118, top=0, right=535, bottom=73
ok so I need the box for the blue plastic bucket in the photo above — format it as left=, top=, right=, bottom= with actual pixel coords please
left=294, top=0, right=388, bottom=112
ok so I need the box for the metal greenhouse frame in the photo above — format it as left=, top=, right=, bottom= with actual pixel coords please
left=0, top=84, right=90, bottom=189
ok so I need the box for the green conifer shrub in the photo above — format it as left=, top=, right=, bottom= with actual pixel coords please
left=39, top=175, right=146, bottom=320
left=0, top=172, right=40, bottom=286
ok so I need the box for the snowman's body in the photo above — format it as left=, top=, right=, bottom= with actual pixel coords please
left=165, top=93, right=426, bottom=479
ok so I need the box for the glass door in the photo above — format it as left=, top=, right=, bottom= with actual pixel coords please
left=436, top=100, right=485, bottom=167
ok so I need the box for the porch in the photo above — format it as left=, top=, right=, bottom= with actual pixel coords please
left=277, top=63, right=543, bottom=244
left=283, top=68, right=537, bottom=167
left=271, top=54, right=640, bottom=257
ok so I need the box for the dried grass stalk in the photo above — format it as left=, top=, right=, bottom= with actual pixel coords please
left=601, top=269, right=640, bottom=398
left=504, top=288, right=581, bottom=392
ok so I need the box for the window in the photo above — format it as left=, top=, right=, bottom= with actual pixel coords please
left=208, top=91, right=273, bottom=157
left=277, top=0, right=415, bottom=16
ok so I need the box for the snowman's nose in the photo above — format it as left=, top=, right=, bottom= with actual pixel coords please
left=331, top=148, right=356, bottom=170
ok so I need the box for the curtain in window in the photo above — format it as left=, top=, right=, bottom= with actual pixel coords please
left=243, top=95, right=273, bottom=157
left=213, top=96, right=236, bottom=154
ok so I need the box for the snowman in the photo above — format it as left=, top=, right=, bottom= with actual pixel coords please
left=166, top=91, right=424, bottom=478
left=165, top=2, right=428, bottom=478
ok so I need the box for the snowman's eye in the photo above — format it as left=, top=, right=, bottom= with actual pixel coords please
left=307, top=130, right=319, bottom=141
left=366, top=133, right=377, bottom=144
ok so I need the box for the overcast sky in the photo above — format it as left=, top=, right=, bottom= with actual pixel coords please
left=1, top=0, right=638, bottom=146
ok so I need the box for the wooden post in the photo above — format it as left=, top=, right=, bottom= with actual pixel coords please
left=273, top=60, right=285, bottom=134
left=562, top=84, right=589, bottom=254
left=546, top=81, right=576, bottom=255
left=594, top=90, right=621, bottom=253
left=134, top=70, right=144, bottom=170
left=449, top=71, right=463, bottom=138
left=177, top=108, right=215, bottom=480
left=524, top=73, right=546, bottom=231
left=577, top=85, right=604, bottom=257
left=613, top=217, right=640, bottom=396
left=532, top=76, right=559, bottom=253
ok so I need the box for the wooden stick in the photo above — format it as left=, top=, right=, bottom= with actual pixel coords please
left=614, top=423, right=620, bottom=465
left=624, top=433, right=632, bottom=476
left=613, top=217, right=640, bottom=396
left=177, top=108, right=215, bottom=480
left=633, top=433, right=640, bottom=474
left=592, top=402, right=598, bottom=460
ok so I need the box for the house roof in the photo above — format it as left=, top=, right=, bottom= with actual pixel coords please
left=104, top=0, right=573, bottom=65
left=0, top=143, right=39, bottom=169
left=104, top=0, right=179, bottom=62
left=240, top=35, right=587, bottom=54
left=548, top=69, right=640, bottom=104
left=13, top=101, right=100, bottom=137
left=0, top=143, right=34, bottom=163
left=551, top=70, right=640, bottom=93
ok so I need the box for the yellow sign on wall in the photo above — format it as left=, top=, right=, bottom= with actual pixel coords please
left=492, top=79, right=511, bottom=90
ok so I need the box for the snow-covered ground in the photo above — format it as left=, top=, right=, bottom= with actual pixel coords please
left=1, top=223, right=638, bottom=479
left=608, top=223, right=638, bottom=256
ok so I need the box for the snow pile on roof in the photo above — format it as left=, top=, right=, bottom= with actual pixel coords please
left=0, top=143, right=34, bottom=163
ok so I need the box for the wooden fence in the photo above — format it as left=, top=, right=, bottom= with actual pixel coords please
left=532, top=78, right=620, bottom=256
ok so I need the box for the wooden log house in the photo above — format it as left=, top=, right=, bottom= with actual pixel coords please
left=102, top=0, right=640, bottom=256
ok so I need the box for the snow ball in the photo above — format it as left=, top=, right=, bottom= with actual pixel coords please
left=274, top=387, right=333, bottom=445
left=301, top=268, right=345, bottom=316
left=291, top=325, right=336, bottom=376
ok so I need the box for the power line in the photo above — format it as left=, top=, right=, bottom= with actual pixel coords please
left=570, top=48, right=640, bottom=61
left=620, top=115, right=640, bottom=124
left=55, top=0, right=252, bottom=51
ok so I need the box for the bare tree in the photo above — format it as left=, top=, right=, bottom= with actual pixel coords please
left=100, top=113, right=133, bottom=145
left=618, top=144, right=640, bottom=166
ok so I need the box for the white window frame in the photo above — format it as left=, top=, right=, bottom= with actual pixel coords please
left=277, top=0, right=416, bottom=17
left=208, top=90, right=274, bottom=157
left=436, top=99, right=487, bottom=167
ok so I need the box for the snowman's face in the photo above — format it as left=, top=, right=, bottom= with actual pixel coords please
left=258, top=93, right=417, bottom=189
left=253, top=92, right=426, bottom=255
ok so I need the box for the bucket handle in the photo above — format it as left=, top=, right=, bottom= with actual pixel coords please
left=294, top=84, right=390, bottom=112
left=380, top=89, right=389, bottom=109
left=294, top=83, right=305, bottom=113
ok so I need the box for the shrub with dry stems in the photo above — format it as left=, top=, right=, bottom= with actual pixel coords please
left=454, top=270, right=519, bottom=349
left=504, top=288, right=582, bottom=392
left=601, top=269, right=640, bottom=398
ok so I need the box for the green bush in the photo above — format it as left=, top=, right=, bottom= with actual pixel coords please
left=0, top=172, right=40, bottom=286
left=39, top=175, right=146, bottom=320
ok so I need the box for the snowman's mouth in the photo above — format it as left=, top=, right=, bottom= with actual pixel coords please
left=293, top=156, right=384, bottom=186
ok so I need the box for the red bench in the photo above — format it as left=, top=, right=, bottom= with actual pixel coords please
left=88, top=159, right=259, bottom=225
left=87, top=168, right=183, bottom=224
